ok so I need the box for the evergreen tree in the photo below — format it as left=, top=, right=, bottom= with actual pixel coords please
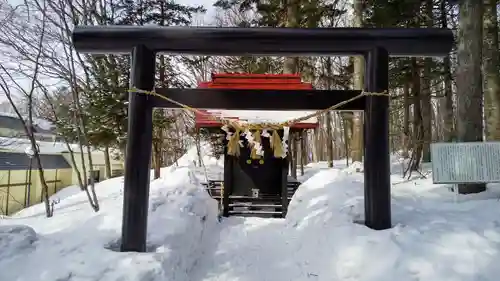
left=212, top=0, right=346, bottom=75
left=80, top=0, right=205, bottom=158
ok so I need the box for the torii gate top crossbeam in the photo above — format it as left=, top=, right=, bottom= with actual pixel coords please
left=72, top=26, right=453, bottom=57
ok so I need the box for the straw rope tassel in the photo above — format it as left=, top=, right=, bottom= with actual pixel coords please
left=270, top=130, right=284, bottom=158
left=227, top=129, right=241, bottom=157
left=250, top=130, right=262, bottom=159
left=128, top=87, right=389, bottom=158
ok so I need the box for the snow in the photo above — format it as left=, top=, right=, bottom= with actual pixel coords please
left=24, top=145, right=35, bottom=157
left=49, top=185, right=82, bottom=202
left=1, top=168, right=219, bottom=281
left=0, top=111, right=55, bottom=131
left=0, top=112, right=116, bottom=155
left=0, top=136, right=103, bottom=154
left=2, top=144, right=500, bottom=281
left=206, top=110, right=318, bottom=124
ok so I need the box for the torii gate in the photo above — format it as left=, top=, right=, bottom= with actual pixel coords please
left=72, top=26, right=453, bottom=252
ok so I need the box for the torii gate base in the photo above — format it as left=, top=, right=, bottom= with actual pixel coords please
left=72, top=26, right=453, bottom=252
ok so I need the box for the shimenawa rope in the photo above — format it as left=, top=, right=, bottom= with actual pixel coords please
left=128, top=88, right=389, bottom=158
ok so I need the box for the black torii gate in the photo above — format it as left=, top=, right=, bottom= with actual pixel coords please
left=72, top=26, right=453, bottom=252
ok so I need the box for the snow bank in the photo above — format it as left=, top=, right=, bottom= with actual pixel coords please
left=5, top=144, right=500, bottom=281
left=169, top=143, right=224, bottom=183
left=206, top=109, right=318, bottom=124
left=0, top=112, right=55, bottom=131
left=49, top=185, right=82, bottom=202
left=195, top=161, right=500, bottom=281
left=175, top=142, right=223, bottom=168
left=0, top=167, right=219, bottom=281
left=0, top=225, right=37, bottom=261
left=282, top=166, right=500, bottom=280
left=0, top=136, right=101, bottom=154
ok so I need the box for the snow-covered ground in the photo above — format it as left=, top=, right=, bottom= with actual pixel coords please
left=0, top=136, right=108, bottom=154
left=205, top=109, right=318, bottom=124
left=0, top=112, right=55, bottom=131
left=2, top=144, right=500, bottom=281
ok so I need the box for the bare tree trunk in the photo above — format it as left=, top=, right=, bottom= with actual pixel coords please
left=291, top=132, right=298, bottom=178
left=341, top=114, right=350, bottom=165
left=84, top=147, right=99, bottom=211
left=420, top=0, right=434, bottom=162
left=300, top=130, right=305, bottom=176
left=284, top=0, right=300, bottom=175
left=153, top=141, right=161, bottom=179
left=152, top=54, right=167, bottom=178
left=104, top=146, right=112, bottom=179
left=351, top=0, right=364, bottom=162
left=154, top=5, right=168, bottom=174
left=456, top=0, right=486, bottom=194
left=284, top=0, right=299, bottom=76
left=483, top=0, right=500, bottom=140
left=435, top=82, right=446, bottom=140
left=321, top=56, right=335, bottom=167
left=173, top=118, right=183, bottom=166
left=195, top=127, right=203, bottom=167
left=402, top=80, right=410, bottom=158
left=441, top=0, right=455, bottom=142
left=334, top=113, right=343, bottom=159
left=312, top=127, right=319, bottom=162
left=431, top=101, right=440, bottom=140
left=411, top=58, right=423, bottom=171
left=67, top=145, right=85, bottom=188
left=297, top=131, right=302, bottom=172
left=421, top=61, right=432, bottom=162
left=351, top=114, right=363, bottom=161
left=326, top=112, right=334, bottom=167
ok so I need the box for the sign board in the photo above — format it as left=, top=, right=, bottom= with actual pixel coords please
left=431, top=142, right=500, bottom=184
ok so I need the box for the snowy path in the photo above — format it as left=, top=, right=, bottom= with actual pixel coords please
left=190, top=162, right=500, bottom=281
left=191, top=217, right=294, bottom=281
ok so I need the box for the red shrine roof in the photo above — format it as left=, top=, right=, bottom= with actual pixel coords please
left=194, top=73, right=319, bottom=129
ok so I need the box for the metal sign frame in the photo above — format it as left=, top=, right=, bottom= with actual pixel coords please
left=431, top=142, right=500, bottom=184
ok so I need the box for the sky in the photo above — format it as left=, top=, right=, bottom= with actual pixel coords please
left=182, top=0, right=217, bottom=20
left=0, top=0, right=218, bottom=106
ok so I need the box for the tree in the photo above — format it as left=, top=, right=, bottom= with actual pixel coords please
left=420, top=0, right=434, bottom=162
left=456, top=0, right=485, bottom=194
left=483, top=0, right=500, bottom=140
left=351, top=0, right=364, bottom=163
left=0, top=0, right=53, bottom=217
left=440, top=0, right=455, bottom=142
left=64, top=0, right=205, bottom=180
